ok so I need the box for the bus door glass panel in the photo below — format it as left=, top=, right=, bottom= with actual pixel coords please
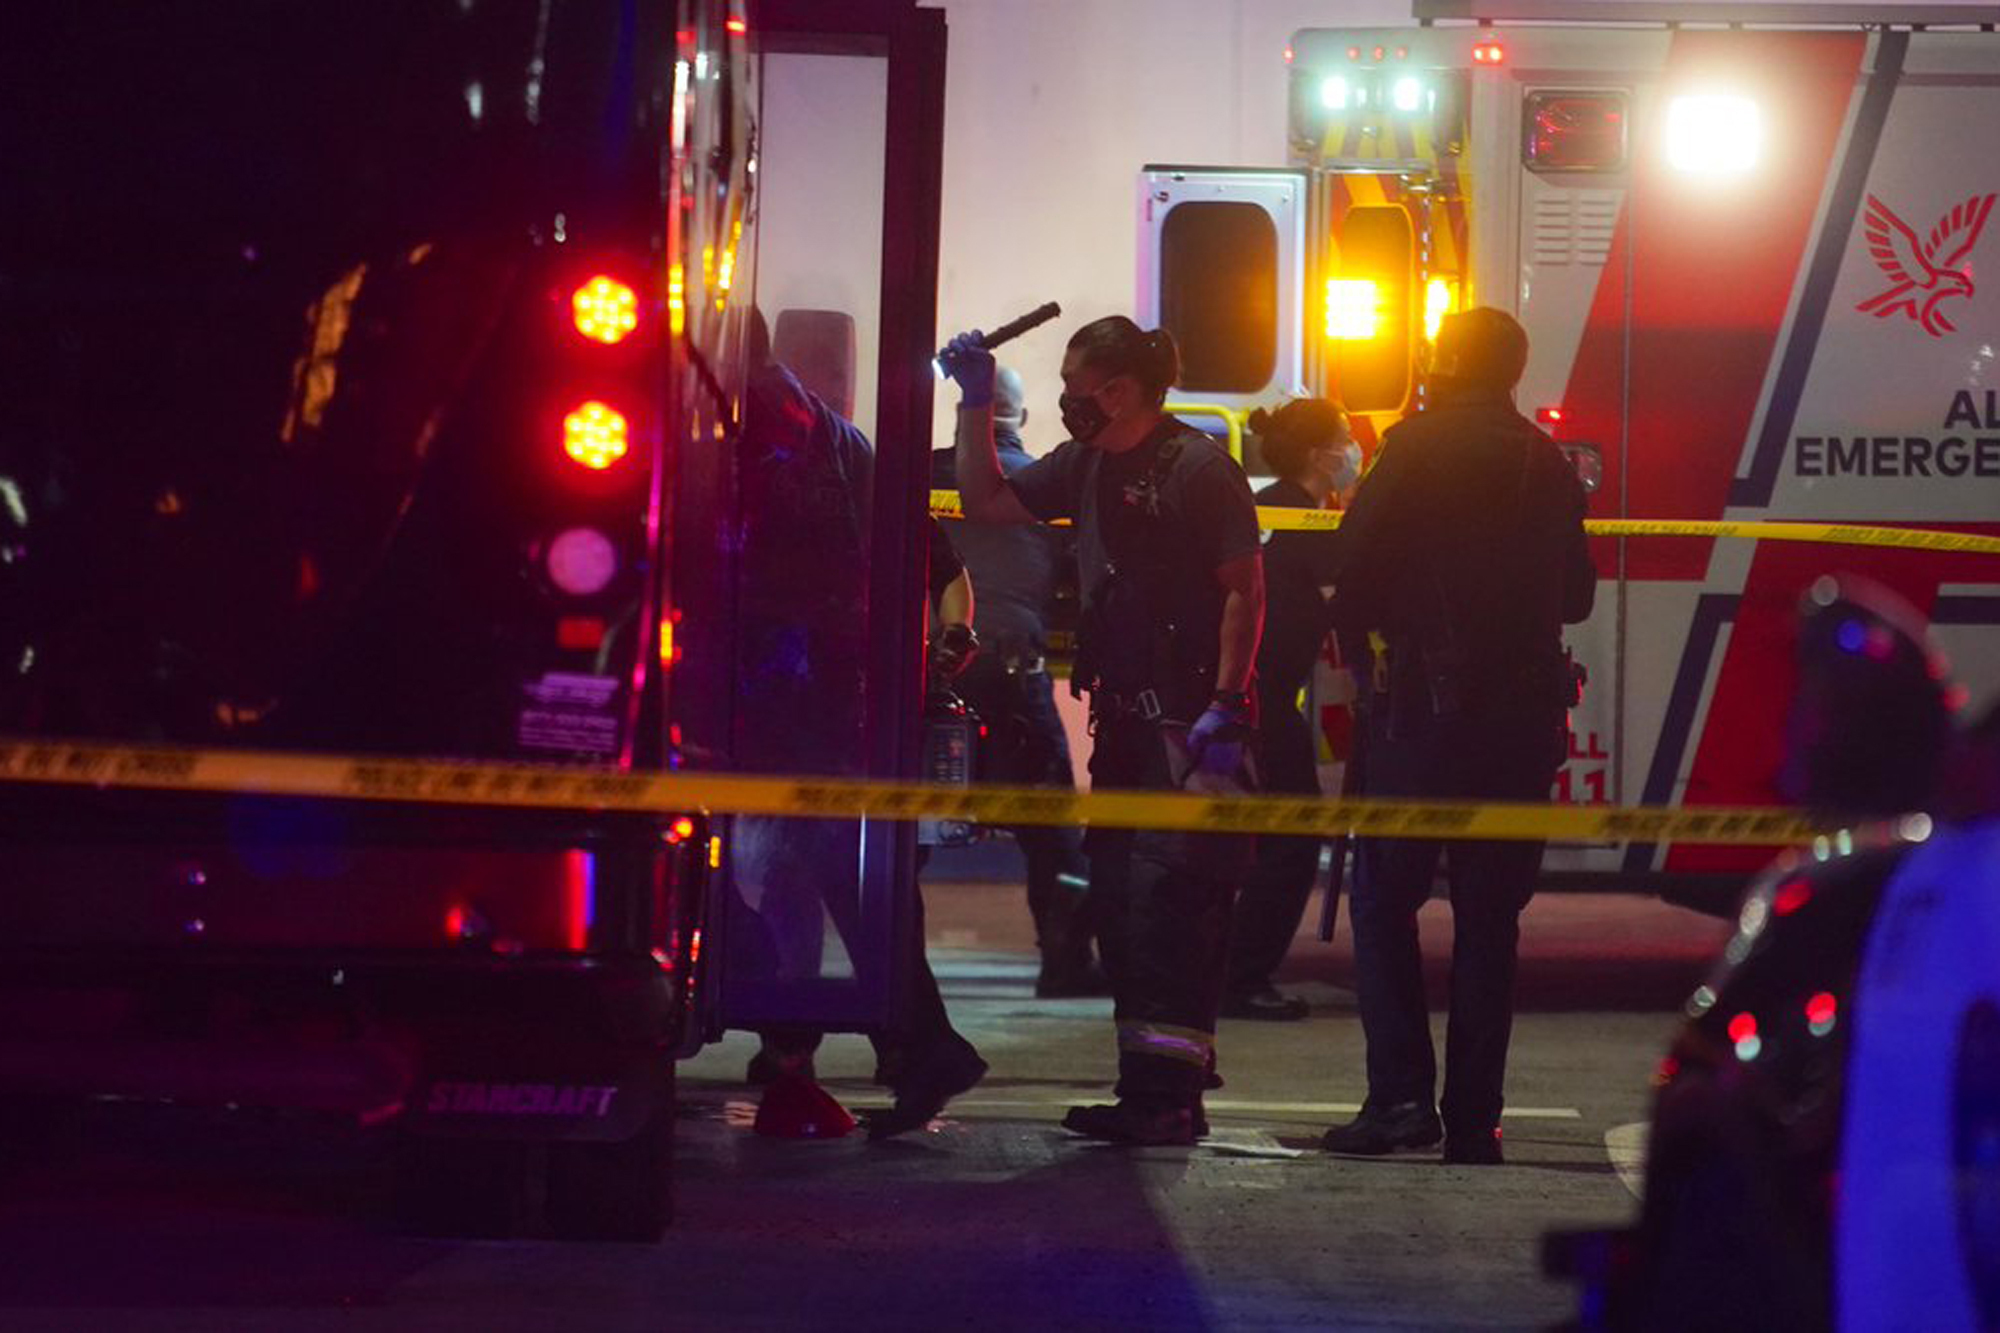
left=718, top=47, right=899, bottom=1032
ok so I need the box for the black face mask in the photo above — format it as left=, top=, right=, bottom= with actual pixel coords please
left=1059, top=389, right=1112, bottom=443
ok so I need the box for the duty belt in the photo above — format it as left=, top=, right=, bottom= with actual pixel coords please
left=1088, top=687, right=1163, bottom=723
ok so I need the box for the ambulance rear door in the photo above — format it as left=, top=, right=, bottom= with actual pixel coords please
left=1137, top=164, right=1309, bottom=469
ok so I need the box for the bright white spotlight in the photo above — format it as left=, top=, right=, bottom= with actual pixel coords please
left=1666, top=93, right=1761, bottom=176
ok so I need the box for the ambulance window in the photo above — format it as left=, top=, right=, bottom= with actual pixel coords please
left=1159, top=201, right=1278, bottom=393
left=1523, top=91, right=1628, bottom=174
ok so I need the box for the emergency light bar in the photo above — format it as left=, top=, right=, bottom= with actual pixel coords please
left=1326, top=279, right=1382, bottom=339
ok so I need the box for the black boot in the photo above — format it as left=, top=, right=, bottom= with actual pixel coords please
left=1321, top=1101, right=1443, bottom=1155
left=863, top=1037, right=988, bottom=1141
left=1061, top=1097, right=1197, bottom=1146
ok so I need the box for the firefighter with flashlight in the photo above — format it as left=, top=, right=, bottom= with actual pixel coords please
left=942, top=315, right=1265, bottom=1146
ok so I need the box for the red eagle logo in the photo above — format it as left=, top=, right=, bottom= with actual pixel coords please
left=1856, top=192, right=1995, bottom=337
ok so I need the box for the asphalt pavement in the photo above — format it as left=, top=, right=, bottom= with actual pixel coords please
left=0, top=873, right=1731, bottom=1332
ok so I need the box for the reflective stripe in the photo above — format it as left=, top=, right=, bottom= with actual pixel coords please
left=1117, top=1021, right=1214, bottom=1067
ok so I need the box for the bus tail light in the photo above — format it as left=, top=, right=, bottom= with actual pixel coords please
left=572, top=275, right=639, bottom=344
left=545, top=526, right=619, bottom=596
left=563, top=400, right=629, bottom=469
left=556, top=616, right=606, bottom=650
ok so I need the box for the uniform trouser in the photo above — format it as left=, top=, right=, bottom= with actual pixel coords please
left=1225, top=681, right=1325, bottom=993
left=1350, top=706, right=1555, bottom=1135
left=956, top=658, right=1090, bottom=966
left=1087, top=716, right=1248, bottom=1105
left=753, top=824, right=967, bottom=1076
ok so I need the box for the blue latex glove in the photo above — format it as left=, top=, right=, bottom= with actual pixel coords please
left=938, top=330, right=995, bottom=408
left=1187, top=703, right=1247, bottom=779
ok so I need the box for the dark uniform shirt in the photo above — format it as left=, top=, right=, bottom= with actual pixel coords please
left=1254, top=477, right=1341, bottom=695
left=930, top=429, right=1067, bottom=655
left=1334, top=382, right=1593, bottom=718
left=1009, top=419, right=1259, bottom=705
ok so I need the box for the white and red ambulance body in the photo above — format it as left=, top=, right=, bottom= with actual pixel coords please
left=1139, top=0, right=2000, bottom=885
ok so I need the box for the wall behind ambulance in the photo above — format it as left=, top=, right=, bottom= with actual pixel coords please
left=921, top=0, right=1405, bottom=456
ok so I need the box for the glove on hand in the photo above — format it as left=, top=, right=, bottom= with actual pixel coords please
left=938, top=330, right=995, bottom=408
left=1187, top=702, right=1248, bottom=779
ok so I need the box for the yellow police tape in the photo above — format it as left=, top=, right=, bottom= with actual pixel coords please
left=930, top=490, right=2000, bottom=554
left=0, top=736, right=1826, bottom=846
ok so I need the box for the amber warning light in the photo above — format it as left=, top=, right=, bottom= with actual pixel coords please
left=572, top=275, right=638, bottom=344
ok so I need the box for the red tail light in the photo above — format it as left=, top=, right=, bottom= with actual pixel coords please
left=1473, top=39, right=1505, bottom=65
left=563, top=401, right=629, bottom=469
left=572, top=275, right=639, bottom=345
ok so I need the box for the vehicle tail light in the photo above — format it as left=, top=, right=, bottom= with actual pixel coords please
left=1473, top=39, right=1505, bottom=65
left=572, top=274, right=639, bottom=345
left=556, top=616, right=605, bottom=650
left=1536, top=406, right=1565, bottom=425
left=545, top=526, right=619, bottom=595
left=563, top=400, right=629, bottom=470
left=658, top=609, right=684, bottom=665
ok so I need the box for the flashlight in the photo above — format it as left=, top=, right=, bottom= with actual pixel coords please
left=933, top=301, right=1062, bottom=378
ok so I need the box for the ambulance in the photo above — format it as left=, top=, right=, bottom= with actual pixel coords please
left=1137, top=0, right=2000, bottom=893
